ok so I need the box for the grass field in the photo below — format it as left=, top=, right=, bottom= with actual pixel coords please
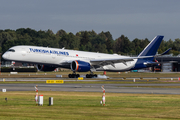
left=1, top=91, right=180, bottom=119
left=1, top=72, right=180, bottom=119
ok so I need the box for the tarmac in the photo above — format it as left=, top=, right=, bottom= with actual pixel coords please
left=1, top=83, right=180, bottom=94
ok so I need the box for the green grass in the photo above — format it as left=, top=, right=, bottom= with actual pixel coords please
left=0, top=91, right=180, bottom=119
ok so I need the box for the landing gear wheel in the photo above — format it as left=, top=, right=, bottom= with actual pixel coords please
left=68, top=74, right=72, bottom=78
left=68, top=74, right=80, bottom=78
left=86, top=74, right=97, bottom=78
left=86, top=74, right=89, bottom=78
left=76, top=74, right=80, bottom=78
left=72, top=74, right=75, bottom=78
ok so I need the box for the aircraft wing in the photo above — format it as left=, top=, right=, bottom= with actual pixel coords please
left=59, top=56, right=154, bottom=68
left=90, top=56, right=154, bottom=67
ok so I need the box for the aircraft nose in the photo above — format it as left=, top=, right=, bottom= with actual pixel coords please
left=2, top=53, right=7, bottom=59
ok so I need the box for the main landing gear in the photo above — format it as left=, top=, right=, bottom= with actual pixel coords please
left=68, top=71, right=97, bottom=78
left=68, top=72, right=80, bottom=78
left=86, top=74, right=97, bottom=78
left=86, top=71, right=97, bottom=78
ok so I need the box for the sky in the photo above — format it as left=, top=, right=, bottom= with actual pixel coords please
left=0, top=0, right=180, bottom=41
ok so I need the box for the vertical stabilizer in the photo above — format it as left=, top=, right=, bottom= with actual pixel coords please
left=138, top=35, right=164, bottom=57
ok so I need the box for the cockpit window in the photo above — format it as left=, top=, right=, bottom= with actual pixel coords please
left=8, top=49, right=15, bottom=52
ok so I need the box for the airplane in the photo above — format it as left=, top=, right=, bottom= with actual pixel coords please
left=2, top=35, right=168, bottom=78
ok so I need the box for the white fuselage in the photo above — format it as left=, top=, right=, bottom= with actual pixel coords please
left=2, top=45, right=137, bottom=71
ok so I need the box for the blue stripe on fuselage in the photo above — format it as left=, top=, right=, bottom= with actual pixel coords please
left=131, top=58, right=151, bottom=70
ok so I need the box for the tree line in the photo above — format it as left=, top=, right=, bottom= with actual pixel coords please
left=0, top=28, right=180, bottom=56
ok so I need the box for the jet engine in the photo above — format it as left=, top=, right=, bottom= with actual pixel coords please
left=71, top=60, right=90, bottom=72
left=36, top=64, right=57, bottom=72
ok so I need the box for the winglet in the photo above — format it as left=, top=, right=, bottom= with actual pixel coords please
left=138, top=35, right=164, bottom=57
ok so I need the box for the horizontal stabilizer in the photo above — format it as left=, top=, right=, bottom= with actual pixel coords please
left=160, top=48, right=171, bottom=55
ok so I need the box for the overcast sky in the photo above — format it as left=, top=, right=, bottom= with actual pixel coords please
left=0, top=0, right=180, bottom=41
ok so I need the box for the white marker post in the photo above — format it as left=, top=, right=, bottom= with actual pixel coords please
left=39, top=95, right=43, bottom=106
left=35, top=85, right=38, bottom=106
left=2, top=89, right=6, bottom=92
left=101, top=85, right=105, bottom=106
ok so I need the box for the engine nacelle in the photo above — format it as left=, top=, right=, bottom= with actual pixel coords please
left=36, top=64, right=57, bottom=72
left=71, top=60, right=90, bottom=72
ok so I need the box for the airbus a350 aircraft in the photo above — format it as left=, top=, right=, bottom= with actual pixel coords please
left=2, top=35, right=168, bottom=78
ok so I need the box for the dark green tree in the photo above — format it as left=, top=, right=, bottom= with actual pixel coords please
left=80, top=31, right=89, bottom=45
left=114, top=35, right=131, bottom=55
left=59, top=32, right=79, bottom=49
left=56, top=29, right=67, bottom=37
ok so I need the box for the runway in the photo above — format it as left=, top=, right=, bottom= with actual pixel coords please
left=1, top=83, right=180, bottom=94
